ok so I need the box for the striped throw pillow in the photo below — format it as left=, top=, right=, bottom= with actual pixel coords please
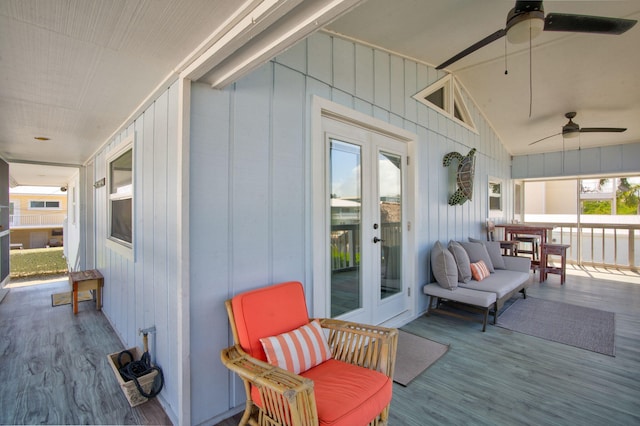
left=470, top=260, right=491, bottom=281
left=260, top=320, right=332, bottom=374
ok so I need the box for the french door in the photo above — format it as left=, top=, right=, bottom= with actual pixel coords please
left=321, top=116, right=408, bottom=325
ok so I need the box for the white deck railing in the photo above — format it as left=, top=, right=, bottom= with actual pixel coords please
left=520, top=221, right=639, bottom=271
left=9, top=214, right=66, bottom=227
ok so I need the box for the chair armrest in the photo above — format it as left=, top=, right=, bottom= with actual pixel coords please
left=220, top=344, right=317, bottom=425
left=317, top=318, right=398, bottom=378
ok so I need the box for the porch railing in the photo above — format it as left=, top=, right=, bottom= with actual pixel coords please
left=522, top=222, right=639, bottom=271
left=9, top=214, right=66, bottom=227
left=331, top=222, right=401, bottom=271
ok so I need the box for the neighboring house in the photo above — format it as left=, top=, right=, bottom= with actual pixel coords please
left=62, top=28, right=640, bottom=426
left=9, top=187, right=67, bottom=249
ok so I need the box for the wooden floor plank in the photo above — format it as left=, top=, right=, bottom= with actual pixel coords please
left=215, top=267, right=640, bottom=426
left=0, top=279, right=172, bottom=425
left=4, top=267, right=639, bottom=426
left=389, top=268, right=640, bottom=426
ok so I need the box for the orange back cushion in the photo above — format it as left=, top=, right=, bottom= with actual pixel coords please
left=231, top=281, right=310, bottom=362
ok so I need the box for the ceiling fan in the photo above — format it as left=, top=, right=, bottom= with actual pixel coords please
left=436, top=0, right=637, bottom=70
left=529, top=112, right=627, bottom=145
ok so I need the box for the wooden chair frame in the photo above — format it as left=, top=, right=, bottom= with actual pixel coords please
left=221, top=299, right=398, bottom=426
left=486, top=220, right=519, bottom=256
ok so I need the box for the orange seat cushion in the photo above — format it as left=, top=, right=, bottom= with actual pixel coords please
left=306, top=359, right=392, bottom=426
left=250, top=359, right=391, bottom=426
left=232, top=281, right=310, bottom=362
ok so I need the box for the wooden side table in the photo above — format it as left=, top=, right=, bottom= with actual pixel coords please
left=69, top=269, right=104, bottom=314
left=540, top=244, right=570, bottom=284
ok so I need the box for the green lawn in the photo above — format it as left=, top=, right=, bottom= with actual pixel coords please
left=10, top=247, right=68, bottom=278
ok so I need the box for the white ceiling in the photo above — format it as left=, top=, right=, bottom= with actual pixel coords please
left=327, top=0, right=640, bottom=156
left=0, top=0, right=251, bottom=185
left=1, top=0, right=638, bottom=186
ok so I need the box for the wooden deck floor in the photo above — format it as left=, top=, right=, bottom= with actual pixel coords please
left=0, top=277, right=171, bottom=425
left=2, top=267, right=639, bottom=426
left=217, top=266, right=640, bottom=426
left=390, top=266, right=640, bottom=425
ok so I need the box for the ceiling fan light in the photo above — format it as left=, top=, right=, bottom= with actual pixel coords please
left=563, top=130, right=579, bottom=139
left=506, top=11, right=545, bottom=44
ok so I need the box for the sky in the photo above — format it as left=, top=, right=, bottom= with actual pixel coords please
left=331, top=141, right=401, bottom=199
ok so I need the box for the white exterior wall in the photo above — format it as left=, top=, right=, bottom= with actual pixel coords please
left=63, top=171, right=82, bottom=271
left=89, top=82, right=180, bottom=423
left=545, top=180, right=578, bottom=215
left=82, top=30, right=640, bottom=425
left=189, top=32, right=512, bottom=424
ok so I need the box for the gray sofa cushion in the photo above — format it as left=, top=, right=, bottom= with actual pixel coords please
left=469, top=237, right=506, bottom=269
left=503, top=255, right=531, bottom=272
left=449, top=240, right=472, bottom=283
left=431, top=241, right=458, bottom=289
left=423, top=284, right=496, bottom=308
left=459, top=270, right=530, bottom=298
left=461, top=241, right=495, bottom=272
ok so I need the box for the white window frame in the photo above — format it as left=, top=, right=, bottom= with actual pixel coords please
left=488, top=177, right=504, bottom=218
left=29, top=200, right=61, bottom=210
left=105, top=134, right=134, bottom=259
left=412, top=75, right=478, bottom=133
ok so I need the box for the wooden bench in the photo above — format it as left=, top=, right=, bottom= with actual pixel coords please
left=69, top=269, right=104, bottom=314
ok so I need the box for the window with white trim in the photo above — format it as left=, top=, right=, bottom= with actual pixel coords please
left=489, top=177, right=503, bottom=218
left=29, top=200, right=60, bottom=209
left=107, top=135, right=133, bottom=248
left=413, top=75, right=477, bottom=132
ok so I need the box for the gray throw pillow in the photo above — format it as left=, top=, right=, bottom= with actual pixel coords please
left=460, top=241, right=495, bottom=272
left=469, top=237, right=506, bottom=269
left=431, top=241, right=458, bottom=290
left=448, top=240, right=472, bottom=283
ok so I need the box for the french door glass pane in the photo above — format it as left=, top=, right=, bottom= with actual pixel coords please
left=379, top=151, right=402, bottom=299
left=330, top=139, right=362, bottom=317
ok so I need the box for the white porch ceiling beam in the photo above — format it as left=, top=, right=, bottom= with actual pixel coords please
left=182, top=0, right=305, bottom=81
left=189, top=0, right=365, bottom=88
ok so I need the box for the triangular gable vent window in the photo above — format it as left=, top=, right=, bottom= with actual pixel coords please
left=413, top=75, right=477, bottom=133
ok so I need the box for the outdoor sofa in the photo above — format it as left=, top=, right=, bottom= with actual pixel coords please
left=423, top=239, right=531, bottom=331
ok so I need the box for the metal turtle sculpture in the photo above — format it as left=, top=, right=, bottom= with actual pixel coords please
left=443, top=148, right=476, bottom=205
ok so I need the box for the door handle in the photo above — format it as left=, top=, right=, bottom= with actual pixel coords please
left=373, top=237, right=384, bottom=244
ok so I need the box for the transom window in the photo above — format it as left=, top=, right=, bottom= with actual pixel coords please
left=413, top=75, right=477, bottom=132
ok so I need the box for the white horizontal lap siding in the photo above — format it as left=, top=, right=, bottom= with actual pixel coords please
left=91, top=82, right=180, bottom=421
left=189, top=32, right=513, bottom=423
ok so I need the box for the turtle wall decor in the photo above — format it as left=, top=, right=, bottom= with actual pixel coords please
left=443, top=148, right=476, bottom=206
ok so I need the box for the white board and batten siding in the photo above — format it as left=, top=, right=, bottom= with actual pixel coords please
left=86, top=29, right=639, bottom=424
left=512, top=142, right=640, bottom=179
left=91, top=82, right=180, bottom=421
left=188, top=32, right=513, bottom=424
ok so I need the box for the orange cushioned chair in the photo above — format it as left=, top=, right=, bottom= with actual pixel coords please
left=221, top=281, right=398, bottom=426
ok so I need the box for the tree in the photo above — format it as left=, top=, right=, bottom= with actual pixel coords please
left=616, top=178, right=640, bottom=215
